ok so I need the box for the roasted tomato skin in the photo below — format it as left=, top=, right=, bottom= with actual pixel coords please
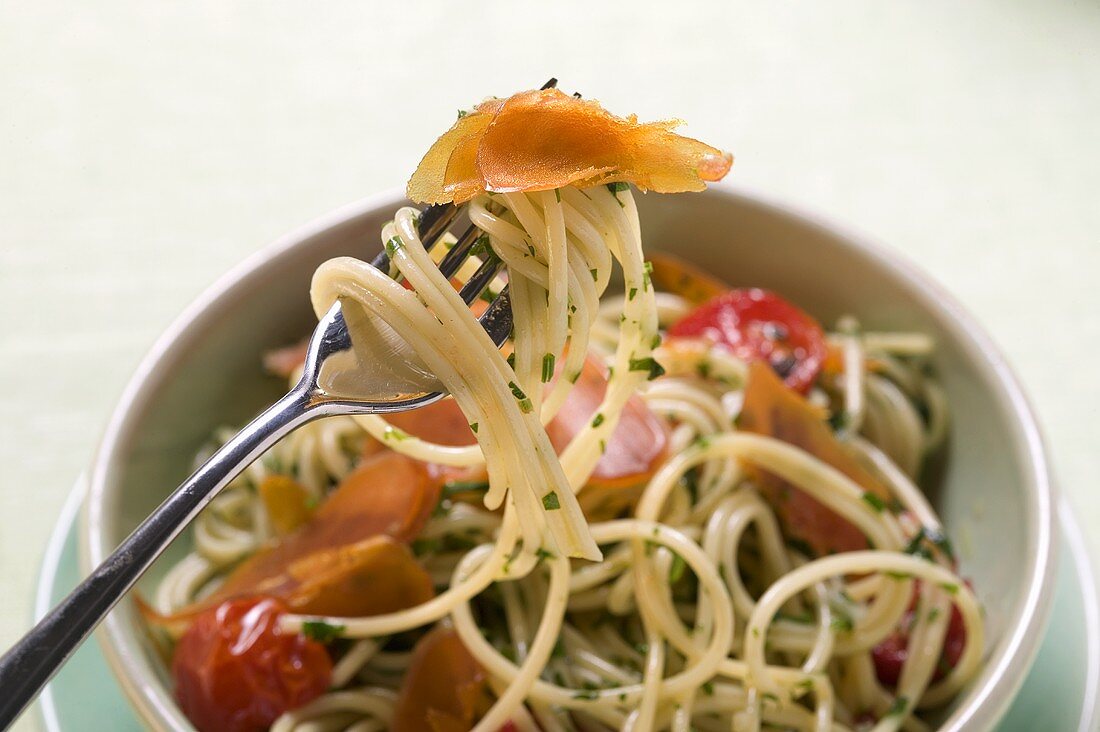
left=872, top=592, right=967, bottom=687
left=172, top=598, right=332, bottom=732
left=669, top=289, right=827, bottom=393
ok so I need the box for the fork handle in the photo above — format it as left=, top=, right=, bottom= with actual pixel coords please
left=0, top=386, right=318, bottom=729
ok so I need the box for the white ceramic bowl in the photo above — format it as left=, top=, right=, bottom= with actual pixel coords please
left=82, top=184, right=1057, bottom=731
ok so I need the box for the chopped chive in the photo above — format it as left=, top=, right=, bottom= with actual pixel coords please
left=542, top=492, right=561, bottom=510
left=541, top=353, right=556, bottom=383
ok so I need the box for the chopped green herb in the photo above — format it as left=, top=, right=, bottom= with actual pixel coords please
left=506, top=353, right=516, bottom=369
left=650, top=333, right=662, bottom=350
left=457, top=109, right=468, bottom=119
left=885, top=571, right=913, bottom=581
left=592, top=413, right=605, bottom=428
left=762, top=692, right=779, bottom=704
left=607, top=182, right=629, bottom=193
left=701, top=681, right=715, bottom=696
left=785, top=537, right=816, bottom=558
left=573, top=690, right=600, bottom=701
left=442, top=480, right=490, bottom=497
left=599, top=439, right=607, bottom=454
left=628, top=356, right=666, bottom=380
left=590, top=268, right=598, bottom=281
left=668, top=552, right=687, bottom=583
left=628, top=287, right=638, bottom=300
left=939, top=582, right=960, bottom=595
left=469, top=422, right=478, bottom=434
left=383, top=426, right=410, bottom=442
left=554, top=188, right=561, bottom=202
left=536, top=547, right=556, bottom=562
left=542, top=353, right=556, bottom=383
left=633, top=642, right=649, bottom=655
left=886, top=696, right=909, bottom=717
left=751, top=627, right=761, bottom=639
left=301, top=620, right=345, bottom=643
left=470, top=233, right=492, bottom=258
left=642, top=260, right=653, bottom=289
left=693, top=435, right=711, bottom=450
left=927, top=608, right=942, bottom=623
left=507, top=381, right=533, bottom=413
left=861, top=492, right=887, bottom=513
left=830, top=614, right=854, bottom=633
left=568, top=370, right=581, bottom=384
left=384, top=235, right=404, bottom=256
left=542, top=492, right=561, bottom=510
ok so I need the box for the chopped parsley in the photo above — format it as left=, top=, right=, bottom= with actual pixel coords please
left=939, top=582, right=960, bottom=595
left=861, top=492, right=887, bottom=513
left=572, top=690, right=600, bottom=701
left=382, top=426, right=410, bottom=442
left=628, top=356, right=666, bottom=380
left=384, top=235, right=404, bottom=257
left=591, top=413, right=605, bottom=428
left=542, top=492, right=561, bottom=510
left=642, top=260, right=653, bottom=289
left=535, top=547, right=556, bottom=562
left=668, top=552, right=687, bottom=583
left=554, top=188, right=562, bottom=203
left=886, top=696, right=909, bottom=717
left=301, top=620, right=345, bottom=643
left=628, top=287, right=638, bottom=300
left=469, top=422, right=478, bottom=434
left=442, top=480, right=490, bottom=497
left=590, top=268, right=599, bottom=281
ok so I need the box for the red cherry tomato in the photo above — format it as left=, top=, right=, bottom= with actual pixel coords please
left=668, top=289, right=827, bottom=393
left=172, top=597, right=332, bottom=732
left=872, top=587, right=967, bottom=687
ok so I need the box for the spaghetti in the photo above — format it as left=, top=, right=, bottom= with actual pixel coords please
left=150, top=89, right=981, bottom=732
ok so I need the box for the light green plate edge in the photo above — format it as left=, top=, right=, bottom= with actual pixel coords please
left=29, top=478, right=1100, bottom=732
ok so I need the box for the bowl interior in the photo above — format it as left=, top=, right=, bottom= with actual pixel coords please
left=84, top=186, right=1054, bottom=731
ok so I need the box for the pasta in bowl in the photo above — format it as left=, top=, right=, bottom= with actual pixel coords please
left=82, top=89, right=1055, bottom=732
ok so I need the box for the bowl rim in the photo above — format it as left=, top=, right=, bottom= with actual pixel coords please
left=81, top=182, right=1058, bottom=732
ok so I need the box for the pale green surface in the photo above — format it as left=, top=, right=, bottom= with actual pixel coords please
left=1, top=1, right=1099, bottom=729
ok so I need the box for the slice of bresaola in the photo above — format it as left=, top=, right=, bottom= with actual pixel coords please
left=738, top=360, right=892, bottom=556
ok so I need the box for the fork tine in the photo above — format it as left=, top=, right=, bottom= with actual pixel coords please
left=368, top=202, right=459, bottom=272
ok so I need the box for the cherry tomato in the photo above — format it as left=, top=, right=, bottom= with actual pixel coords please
left=668, top=289, right=827, bottom=393
left=872, top=586, right=967, bottom=687
left=172, top=597, right=332, bottom=732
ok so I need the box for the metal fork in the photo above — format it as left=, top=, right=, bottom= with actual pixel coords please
left=0, top=178, right=517, bottom=727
